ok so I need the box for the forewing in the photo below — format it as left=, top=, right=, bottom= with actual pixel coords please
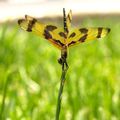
left=18, top=15, right=66, bottom=49
left=67, top=27, right=110, bottom=47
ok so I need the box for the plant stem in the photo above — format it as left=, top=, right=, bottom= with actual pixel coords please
left=55, top=63, right=68, bottom=120
left=55, top=8, right=68, bottom=119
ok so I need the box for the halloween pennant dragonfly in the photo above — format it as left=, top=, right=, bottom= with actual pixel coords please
left=18, top=8, right=110, bottom=70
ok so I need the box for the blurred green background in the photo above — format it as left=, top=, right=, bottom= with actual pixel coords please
left=0, top=15, right=120, bottom=120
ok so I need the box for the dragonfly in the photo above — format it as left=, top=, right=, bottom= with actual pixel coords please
left=18, top=8, right=110, bottom=70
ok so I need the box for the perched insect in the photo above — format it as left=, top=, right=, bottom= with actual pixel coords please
left=18, top=8, right=110, bottom=69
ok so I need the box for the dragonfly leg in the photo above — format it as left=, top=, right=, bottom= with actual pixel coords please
left=58, top=46, right=68, bottom=70
left=65, top=61, right=68, bottom=70
left=58, top=57, right=68, bottom=71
